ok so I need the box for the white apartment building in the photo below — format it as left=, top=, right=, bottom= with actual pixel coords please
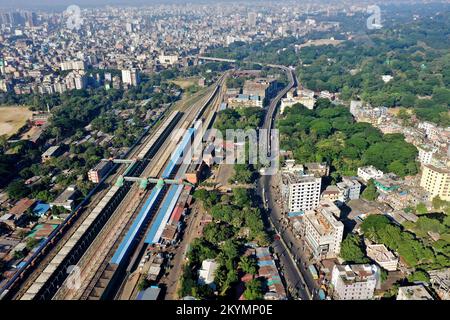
left=60, top=60, right=85, bottom=71
left=280, top=95, right=315, bottom=113
left=357, top=166, right=384, bottom=182
left=65, top=70, right=87, bottom=90
left=331, top=264, right=378, bottom=300
left=418, top=145, right=437, bottom=165
left=158, top=54, right=179, bottom=66
left=366, top=244, right=398, bottom=271
left=281, top=172, right=321, bottom=213
left=122, top=68, right=139, bottom=87
left=418, top=121, right=440, bottom=140
left=198, top=259, right=218, bottom=286
left=336, top=177, right=361, bottom=201
left=300, top=203, right=344, bottom=259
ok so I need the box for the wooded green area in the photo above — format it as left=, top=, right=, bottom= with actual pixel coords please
left=278, top=99, right=418, bottom=181
left=179, top=188, right=268, bottom=299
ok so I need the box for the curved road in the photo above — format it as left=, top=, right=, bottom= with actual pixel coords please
left=258, top=65, right=321, bottom=300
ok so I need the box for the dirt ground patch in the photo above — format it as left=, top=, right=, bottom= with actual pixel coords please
left=0, top=106, right=32, bottom=137
left=170, top=77, right=200, bottom=89
left=297, top=38, right=343, bottom=49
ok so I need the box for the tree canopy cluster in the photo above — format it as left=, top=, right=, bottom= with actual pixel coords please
left=278, top=99, right=418, bottom=180
left=361, top=215, right=450, bottom=270
left=215, top=107, right=265, bottom=132
left=179, top=188, right=268, bottom=299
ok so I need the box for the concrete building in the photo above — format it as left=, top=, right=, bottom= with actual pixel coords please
left=158, top=54, right=179, bottom=66
left=281, top=172, right=321, bottom=213
left=88, top=160, right=113, bottom=183
left=366, top=244, right=398, bottom=271
left=357, top=166, right=384, bottom=182
left=228, top=94, right=263, bottom=108
left=331, top=264, right=378, bottom=300
left=299, top=204, right=344, bottom=259
left=280, top=95, right=315, bottom=113
left=49, top=185, right=78, bottom=211
left=429, top=268, right=450, bottom=300
left=122, top=68, right=140, bottom=87
left=420, top=164, right=450, bottom=201
left=41, top=145, right=62, bottom=163
left=321, top=185, right=340, bottom=202
left=198, top=259, right=218, bottom=286
left=397, top=285, right=434, bottom=300
left=247, top=12, right=257, bottom=27
left=418, top=145, right=437, bottom=165
left=243, top=78, right=276, bottom=105
left=60, top=60, right=85, bottom=71
left=336, top=177, right=361, bottom=201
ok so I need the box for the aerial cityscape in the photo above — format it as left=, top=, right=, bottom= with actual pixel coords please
left=0, top=0, right=449, bottom=305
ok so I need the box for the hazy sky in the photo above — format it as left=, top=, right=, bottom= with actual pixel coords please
left=0, top=0, right=205, bottom=11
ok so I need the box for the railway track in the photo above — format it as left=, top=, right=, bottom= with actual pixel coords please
left=33, top=73, right=228, bottom=300
left=2, top=108, right=179, bottom=301
left=55, top=84, right=218, bottom=300
left=85, top=73, right=228, bottom=300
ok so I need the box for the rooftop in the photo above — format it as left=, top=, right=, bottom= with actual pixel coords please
left=397, top=285, right=434, bottom=300
left=366, top=244, right=397, bottom=263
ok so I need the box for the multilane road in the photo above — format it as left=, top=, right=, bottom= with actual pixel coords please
left=257, top=65, right=320, bottom=300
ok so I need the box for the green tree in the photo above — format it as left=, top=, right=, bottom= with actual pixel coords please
left=340, top=234, right=368, bottom=263
left=7, top=180, right=30, bottom=200
left=407, top=270, right=430, bottom=284
left=25, top=237, right=40, bottom=250
left=415, top=203, right=428, bottom=215
left=239, top=255, right=259, bottom=275
left=243, top=278, right=264, bottom=300
left=361, top=179, right=379, bottom=201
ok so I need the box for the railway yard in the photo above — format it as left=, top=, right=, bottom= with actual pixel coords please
left=0, top=72, right=229, bottom=301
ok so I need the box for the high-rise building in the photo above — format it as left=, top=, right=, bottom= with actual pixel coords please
left=418, top=145, right=437, bottom=165
left=299, top=203, right=344, bottom=259
left=281, top=172, right=322, bottom=213
left=122, top=68, right=140, bottom=87
left=331, top=264, right=378, bottom=300
left=60, top=60, right=85, bottom=71
left=247, top=12, right=257, bottom=27
left=420, top=164, right=450, bottom=201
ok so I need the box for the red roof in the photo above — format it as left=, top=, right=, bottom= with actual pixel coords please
left=169, top=205, right=184, bottom=225
left=240, top=273, right=254, bottom=283
left=9, top=198, right=36, bottom=216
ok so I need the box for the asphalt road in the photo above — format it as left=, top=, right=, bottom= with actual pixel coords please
left=259, top=176, right=320, bottom=300
left=257, top=66, right=321, bottom=300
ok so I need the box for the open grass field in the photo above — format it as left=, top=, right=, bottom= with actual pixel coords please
left=170, top=77, right=200, bottom=89
left=0, top=106, right=32, bottom=137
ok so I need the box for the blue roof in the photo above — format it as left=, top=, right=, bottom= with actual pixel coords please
left=162, top=128, right=194, bottom=178
left=144, top=184, right=183, bottom=244
left=33, top=202, right=50, bottom=217
left=258, top=260, right=275, bottom=267
left=110, top=186, right=161, bottom=265
left=288, top=211, right=304, bottom=217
